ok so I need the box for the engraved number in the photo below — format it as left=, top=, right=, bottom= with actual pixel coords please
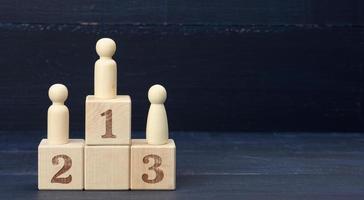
left=101, top=109, right=116, bottom=138
left=51, top=155, right=72, bottom=184
left=142, top=154, right=164, bottom=184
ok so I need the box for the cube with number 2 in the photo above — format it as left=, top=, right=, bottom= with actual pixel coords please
left=38, top=139, right=84, bottom=190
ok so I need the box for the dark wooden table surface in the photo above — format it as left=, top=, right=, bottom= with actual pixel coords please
left=1, top=131, right=364, bottom=199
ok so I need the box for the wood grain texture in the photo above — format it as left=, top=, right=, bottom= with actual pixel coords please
left=0, top=24, right=362, bottom=132
left=85, top=95, right=131, bottom=145
left=38, top=139, right=84, bottom=190
left=3, top=131, right=364, bottom=199
left=131, top=139, right=176, bottom=190
left=84, top=145, right=130, bottom=190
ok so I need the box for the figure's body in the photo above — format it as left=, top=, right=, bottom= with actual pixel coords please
left=146, top=84, right=169, bottom=145
left=94, top=38, right=117, bottom=99
left=47, top=84, right=69, bottom=144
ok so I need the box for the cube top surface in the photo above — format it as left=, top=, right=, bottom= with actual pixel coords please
left=86, top=95, right=131, bottom=103
left=85, top=145, right=129, bottom=149
left=131, top=139, right=175, bottom=148
left=39, top=139, right=85, bottom=148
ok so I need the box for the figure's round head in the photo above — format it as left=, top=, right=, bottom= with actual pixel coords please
left=148, top=84, right=167, bottom=104
left=96, top=38, right=116, bottom=57
left=49, top=84, right=68, bottom=103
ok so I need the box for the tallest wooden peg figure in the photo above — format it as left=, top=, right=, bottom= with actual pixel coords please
left=95, top=38, right=117, bottom=99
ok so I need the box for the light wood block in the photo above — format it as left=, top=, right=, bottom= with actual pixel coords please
left=131, top=139, right=176, bottom=190
left=38, top=139, right=84, bottom=190
left=84, top=145, right=130, bottom=190
left=85, top=95, right=131, bottom=145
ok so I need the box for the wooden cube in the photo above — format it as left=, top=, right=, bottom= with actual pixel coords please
left=38, top=139, right=84, bottom=190
left=84, top=145, right=130, bottom=190
left=85, top=95, right=131, bottom=145
left=130, top=139, right=176, bottom=190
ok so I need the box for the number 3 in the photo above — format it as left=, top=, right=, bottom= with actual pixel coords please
left=142, top=154, right=164, bottom=184
left=51, top=155, right=72, bottom=184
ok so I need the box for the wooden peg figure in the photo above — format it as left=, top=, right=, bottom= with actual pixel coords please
left=146, top=84, right=169, bottom=145
left=94, top=38, right=117, bottom=99
left=47, top=84, right=69, bottom=145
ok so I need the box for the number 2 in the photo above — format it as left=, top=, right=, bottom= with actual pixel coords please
left=142, top=154, right=164, bottom=184
left=51, top=155, right=72, bottom=184
left=100, top=109, right=116, bottom=138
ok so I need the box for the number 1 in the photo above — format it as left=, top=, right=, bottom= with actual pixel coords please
left=101, top=109, right=116, bottom=138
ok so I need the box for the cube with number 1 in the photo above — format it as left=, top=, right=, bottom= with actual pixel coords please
left=85, top=95, right=131, bottom=145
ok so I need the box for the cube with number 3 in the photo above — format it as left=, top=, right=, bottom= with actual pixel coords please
left=130, top=139, right=176, bottom=190
left=85, top=95, right=131, bottom=145
left=38, top=139, right=84, bottom=190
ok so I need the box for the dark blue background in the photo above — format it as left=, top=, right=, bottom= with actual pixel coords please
left=1, top=2, right=364, bottom=198
left=0, top=0, right=363, bottom=132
